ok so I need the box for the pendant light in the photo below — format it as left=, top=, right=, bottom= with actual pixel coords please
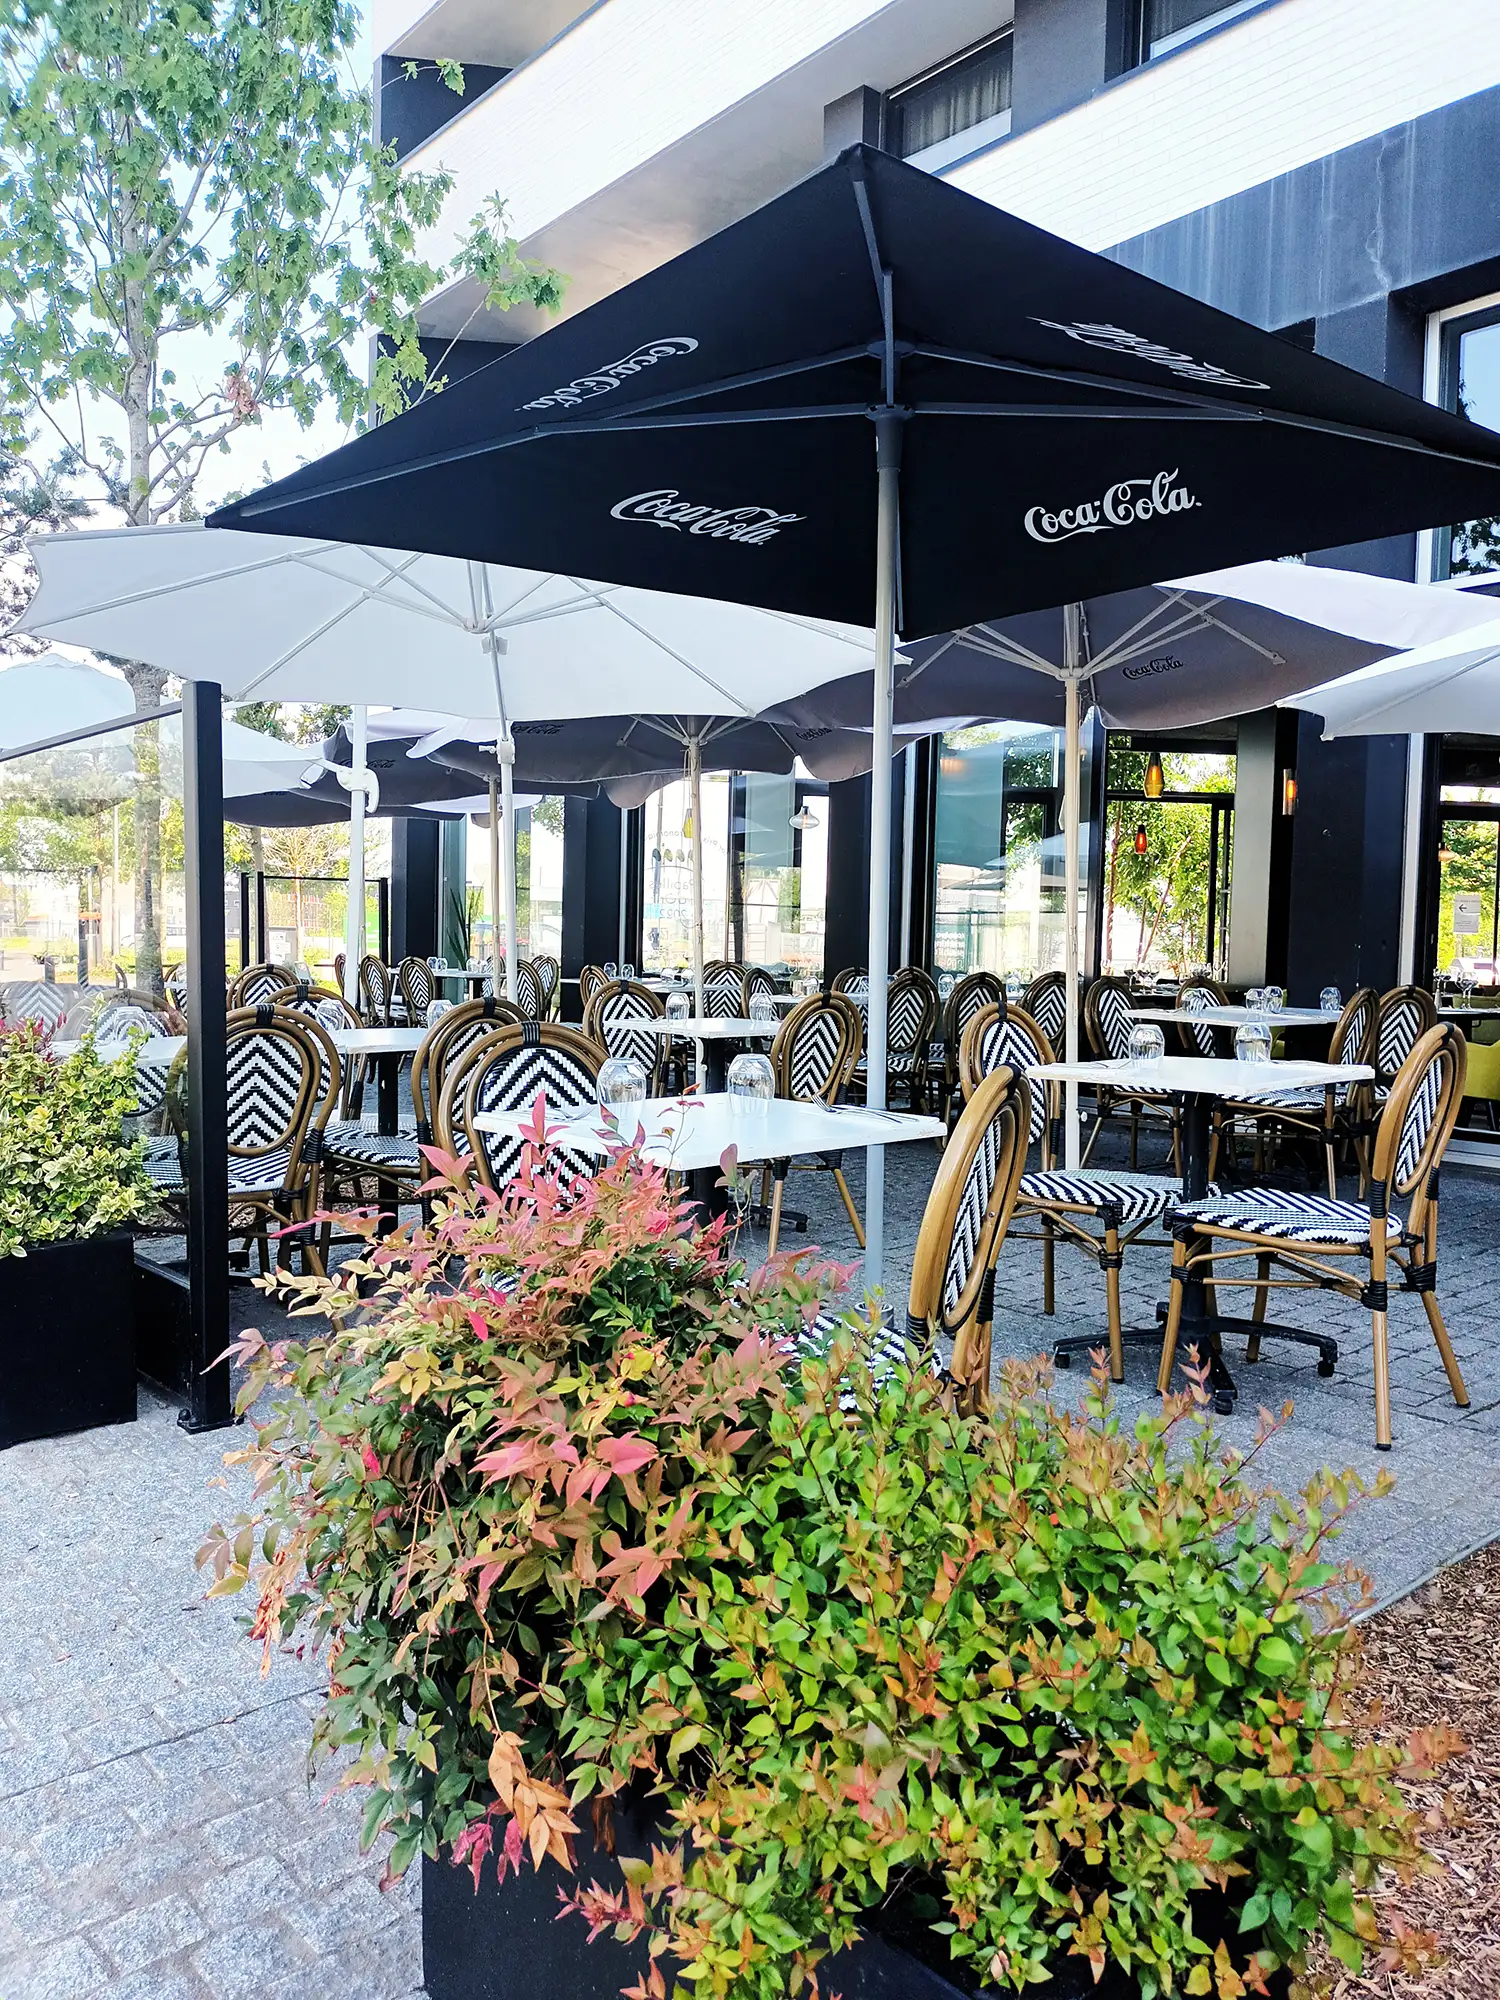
left=1134, top=824, right=1149, bottom=855
left=1143, top=750, right=1165, bottom=800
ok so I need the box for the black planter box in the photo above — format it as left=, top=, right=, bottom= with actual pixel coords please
left=0, top=1231, right=137, bottom=1450
left=423, top=1798, right=1289, bottom=2000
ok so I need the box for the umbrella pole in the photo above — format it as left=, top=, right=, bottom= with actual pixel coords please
left=1062, top=613, right=1083, bottom=1172
left=500, top=737, right=519, bottom=1002
left=688, top=732, right=705, bottom=1080
left=344, top=704, right=367, bottom=1008
left=488, top=776, right=502, bottom=998
left=864, top=413, right=901, bottom=1297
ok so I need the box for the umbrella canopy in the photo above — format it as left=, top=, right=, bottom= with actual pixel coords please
left=0, top=650, right=133, bottom=745
left=200, top=144, right=1500, bottom=1287
left=1284, top=614, right=1500, bottom=738
left=766, top=561, right=1500, bottom=734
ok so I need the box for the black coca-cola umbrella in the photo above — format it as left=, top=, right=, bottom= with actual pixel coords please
left=209, top=144, right=1500, bottom=1282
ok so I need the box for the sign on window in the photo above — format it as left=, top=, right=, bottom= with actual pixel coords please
left=1452, top=892, right=1482, bottom=938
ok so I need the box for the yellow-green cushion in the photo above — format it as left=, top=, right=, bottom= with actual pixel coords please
left=1463, top=1035, right=1500, bottom=1100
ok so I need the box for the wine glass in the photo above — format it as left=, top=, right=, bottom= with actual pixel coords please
left=1235, top=1021, right=1273, bottom=1064
left=1261, top=985, right=1285, bottom=1014
left=314, top=998, right=350, bottom=1035
left=1319, top=985, right=1342, bottom=1016
left=621, top=962, right=636, bottom=981
left=603, top=960, right=619, bottom=982
left=1127, top=1022, right=1165, bottom=1064
left=937, top=969, right=956, bottom=999
left=727, top=1052, right=775, bottom=1106
left=598, top=1055, right=648, bottom=1107
left=749, top=993, right=776, bottom=1023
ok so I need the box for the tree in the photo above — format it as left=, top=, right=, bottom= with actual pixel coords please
left=0, top=445, right=90, bottom=647
left=0, top=0, right=562, bottom=986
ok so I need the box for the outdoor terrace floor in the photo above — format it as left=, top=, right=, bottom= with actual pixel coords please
left=1, top=1119, right=1497, bottom=1997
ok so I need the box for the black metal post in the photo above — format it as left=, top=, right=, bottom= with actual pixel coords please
left=238, top=872, right=252, bottom=972
left=179, top=681, right=233, bottom=1434
left=377, top=875, right=390, bottom=963
left=254, top=870, right=268, bottom=962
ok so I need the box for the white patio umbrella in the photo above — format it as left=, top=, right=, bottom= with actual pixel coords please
left=1284, top=612, right=1500, bottom=737
left=14, top=525, right=884, bottom=1007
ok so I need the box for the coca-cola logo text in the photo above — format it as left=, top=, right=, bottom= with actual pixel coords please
left=1032, top=318, right=1270, bottom=392
left=1122, top=653, right=1185, bottom=681
left=1024, top=469, right=1199, bottom=544
left=521, top=337, right=698, bottom=412
left=610, top=489, right=804, bottom=545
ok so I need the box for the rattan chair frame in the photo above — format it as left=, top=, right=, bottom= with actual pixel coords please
left=1081, top=974, right=1177, bottom=1169
left=1158, top=1024, right=1470, bottom=1448
left=907, top=1065, right=1030, bottom=1414
left=583, top=978, right=669, bottom=1094
left=759, top=992, right=865, bottom=1256
left=226, top=962, right=297, bottom=1009
left=442, top=1023, right=608, bottom=1190
left=938, top=971, right=1004, bottom=1127
left=1210, top=985, right=1377, bottom=1195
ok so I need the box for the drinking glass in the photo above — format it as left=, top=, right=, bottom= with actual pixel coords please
left=603, top=961, right=619, bottom=981
left=427, top=955, right=443, bottom=972
left=315, top=998, right=350, bottom=1034
left=1319, top=985, right=1342, bottom=1015
left=1136, top=968, right=1158, bottom=998
left=1127, top=1022, right=1165, bottom=1064
left=749, top=993, right=777, bottom=1023
left=1235, top=1021, right=1273, bottom=1064
left=621, top=963, right=636, bottom=981
left=466, top=956, right=480, bottom=975
left=598, top=1056, right=648, bottom=1107
left=425, top=998, right=454, bottom=1028
left=665, top=990, right=691, bottom=1021
left=1245, top=986, right=1265, bottom=1014
left=937, top=970, right=956, bottom=1000
left=1261, top=985, right=1285, bottom=1014
left=1004, top=972, right=1024, bottom=1003
left=727, top=1052, right=775, bottom=1105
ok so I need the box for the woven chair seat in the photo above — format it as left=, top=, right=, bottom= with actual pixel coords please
left=324, top=1121, right=425, bottom=1174
left=1018, top=1167, right=1192, bottom=1226
left=1224, top=1083, right=1352, bottom=1110
left=144, top=1139, right=296, bottom=1199
left=1173, top=1188, right=1401, bottom=1247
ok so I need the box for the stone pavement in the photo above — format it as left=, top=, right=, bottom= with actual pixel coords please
left=1, top=1120, right=1497, bottom=1998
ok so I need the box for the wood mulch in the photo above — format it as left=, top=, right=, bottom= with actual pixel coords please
left=1308, top=1536, right=1500, bottom=1999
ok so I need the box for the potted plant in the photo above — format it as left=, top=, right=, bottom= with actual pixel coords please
left=0, top=1019, right=147, bottom=1448
left=203, top=1121, right=1452, bottom=2000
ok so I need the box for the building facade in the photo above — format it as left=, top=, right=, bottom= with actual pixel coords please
left=373, top=0, right=1500, bottom=1003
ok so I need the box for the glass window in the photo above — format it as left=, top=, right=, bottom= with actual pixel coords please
left=888, top=34, right=1012, bottom=171
left=1101, top=741, right=1235, bottom=978
left=730, top=772, right=827, bottom=979
left=517, top=799, right=564, bottom=960
left=1143, top=0, right=1262, bottom=58
left=641, top=772, right=731, bottom=972
left=1435, top=307, right=1500, bottom=579
left=933, top=725, right=1064, bottom=979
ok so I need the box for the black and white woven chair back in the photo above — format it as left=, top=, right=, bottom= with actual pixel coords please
left=907, top=1067, right=1029, bottom=1392
left=579, top=964, right=607, bottom=1007
left=533, top=954, right=560, bottom=1016
left=744, top=966, right=777, bottom=1003
left=224, top=1007, right=333, bottom=1188
left=1086, top=978, right=1136, bottom=1061
left=1021, top=972, right=1067, bottom=1051
left=943, top=971, right=1003, bottom=1053
left=227, top=962, right=296, bottom=1009
left=512, top=960, right=546, bottom=1020
left=586, top=981, right=665, bottom=1086
left=1373, top=985, right=1436, bottom=1088
left=702, top=963, right=747, bottom=1016
left=1374, top=1023, right=1465, bottom=1209
left=358, top=956, right=392, bottom=1024
left=773, top=994, right=857, bottom=1104
left=831, top=967, right=867, bottom=995
left=398, top=957, right=435, bottom=1022
left=456, top=1026, right=605, bottom=1189
left=417, top=998, right=525, bottom=1130
left=1176, top=983, right=1220, bottom=1056
left=960, top=1004, right=1050, bottom=1146
left=1330, top=986, right=1376, bottom=1068
left=887, top=968, right=936, bottom=1058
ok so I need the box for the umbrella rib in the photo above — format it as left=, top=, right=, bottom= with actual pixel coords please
left=1081, top=595, right=1217, bottom=673
left=1316, top=648, right=1500, bottom=732
left=14, top=537, right=353, bottom=622
left=907, top=342, right=1263, bottom=415
left=912, top=401, right=1258, bottom=421
left=233, top=585, right=386, bottom=702
left=590, top=596, right=758, bottom=716
left=955, top=626, right=1069, bottom=676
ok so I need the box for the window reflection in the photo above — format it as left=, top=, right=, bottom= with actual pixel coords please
left=933, top=725, right=1064, bottom=979
left=1437, top=309, right=1500, bottom=578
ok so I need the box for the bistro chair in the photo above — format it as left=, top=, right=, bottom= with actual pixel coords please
left=960, top=1002, right=1196, bottom=1381
left=512, top=958, right=547, bottom=1020
left=268, top=982, right=364, bottom=1117
left=1174, top=978, right=1230, bottom=1055
left=1082, top=975, right=1178, bottom=1170
left=702, top=960, right=749, bottom=1015
left=1159, top=1024, right=1470, bottom=1450
left=226, top=962, right=297, bottom=1009
left=583, top=977, right=669, bottom=1094
left=939, top=971, right=1004, bottom=1128
left=851, top=965, right=937, bottom=1111
left=358, top=954, right=396, bottom=1026
left=145, top=1005, right=340, bottom=1277
left=759, top=992, right=864, bottom=1257
left=397, top=956, right=435, bottom=1024
left=1210, top=986, right=1376, bottom=1195
left=745, top=965, right=780, bottom=1005
left=791, top=1066, right=1031, bottom=1419
left=1021, top=971, right=1067, bottom=1054
left=579, top=963, right=609, bottom=1009
left=443, top=1023, right=607, bottom=1191
left=532, top=953, right=561, bottom=1018
left=1372, top=984, right=1437, bottom=1102
left=830, top=966, right=867, bottom=995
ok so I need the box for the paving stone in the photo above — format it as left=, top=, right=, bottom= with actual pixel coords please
left=0, top=1933, right=112, bottom=1999
left=93, top=1892, right=207, bottom=1975
left=189, top=1917, right=319, bottom=1997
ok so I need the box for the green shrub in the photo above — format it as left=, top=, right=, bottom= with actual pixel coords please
left=203, top=1133, right=1448, bottom=2000
left=0, top=1019, right=148, bottom=1258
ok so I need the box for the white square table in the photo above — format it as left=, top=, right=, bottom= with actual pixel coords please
left=1130, top=1003, right=1336, bottom=1034
left=473, top=1091, right=943, bottom=1173
left=327, top=1026, right=426, bottom=1134
left=637, top=1015, right=777, bottom=1090
left=1028, top=1054, right=1373, bottom=1407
